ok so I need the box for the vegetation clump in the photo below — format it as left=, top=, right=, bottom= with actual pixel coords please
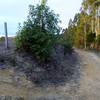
left=15, top=4, right=61, bottom=61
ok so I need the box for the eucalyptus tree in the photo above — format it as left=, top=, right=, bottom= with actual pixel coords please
left=82, top=0, right=100, bottom=32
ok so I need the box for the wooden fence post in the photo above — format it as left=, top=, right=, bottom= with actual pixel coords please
left=4, top=22, right=8, bottom=49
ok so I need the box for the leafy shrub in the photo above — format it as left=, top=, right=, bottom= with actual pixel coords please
left=16, top=26, right=56, bottom=61
left=15, top=4, right=61, bottom=61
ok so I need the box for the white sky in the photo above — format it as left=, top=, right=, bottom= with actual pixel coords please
left=0, top=0, right=82, bottom=36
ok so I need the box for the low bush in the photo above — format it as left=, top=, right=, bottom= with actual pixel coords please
left=58, top=34, right=73, bottom=55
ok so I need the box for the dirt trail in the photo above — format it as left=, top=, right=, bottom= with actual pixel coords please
left=76, top=49, right=100, bottom=100
left=0, top=49, right=100, bottom=99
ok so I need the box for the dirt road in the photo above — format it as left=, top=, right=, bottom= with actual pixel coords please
left=76, top=49, right=100, bottom=100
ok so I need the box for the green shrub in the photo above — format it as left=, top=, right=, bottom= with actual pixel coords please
left=15, top=4, right=61, bottom=62
left=16, top=27, right=56, bottom=61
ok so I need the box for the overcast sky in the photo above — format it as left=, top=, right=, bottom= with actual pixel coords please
left=0, top=0, right=82, bottom=36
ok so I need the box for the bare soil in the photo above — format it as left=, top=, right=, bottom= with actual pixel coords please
left=76, top=49, right=100, bottom=100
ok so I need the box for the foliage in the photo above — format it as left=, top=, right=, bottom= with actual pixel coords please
left=63, top=28, right=74, bottom=46
left=86, top=32, right=96, bottom=46
left=95, top=35, right=100, bottom=50
left=53, top=19, right=74, bottom=55
left=96, top=35, right=100, bottom=45
left=28, top=4, right=61, bottom=34
left=64, top=19, right=75, bottom=48
left=67, top=20, right=75, bottom=44
left=68, top=10, right=92, bottom=48
left=57, top=36, right=73, bottom=55
left=0, top=37, right=5, bottom=42
left=15, top=4, right=61, bottom=61
left=82, top=0, right=98, bottom=12
left=67, top=13, right=85, bottom=48
left=66, top=0, right=100, bottom=50
left=82, top=0, right=100, bottom=33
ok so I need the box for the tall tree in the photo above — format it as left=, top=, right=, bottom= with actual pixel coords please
left=82, top=0, right=100, bottom=32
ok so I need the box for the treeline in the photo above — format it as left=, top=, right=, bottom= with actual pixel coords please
left=64, top=0, right=100, bottom=50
